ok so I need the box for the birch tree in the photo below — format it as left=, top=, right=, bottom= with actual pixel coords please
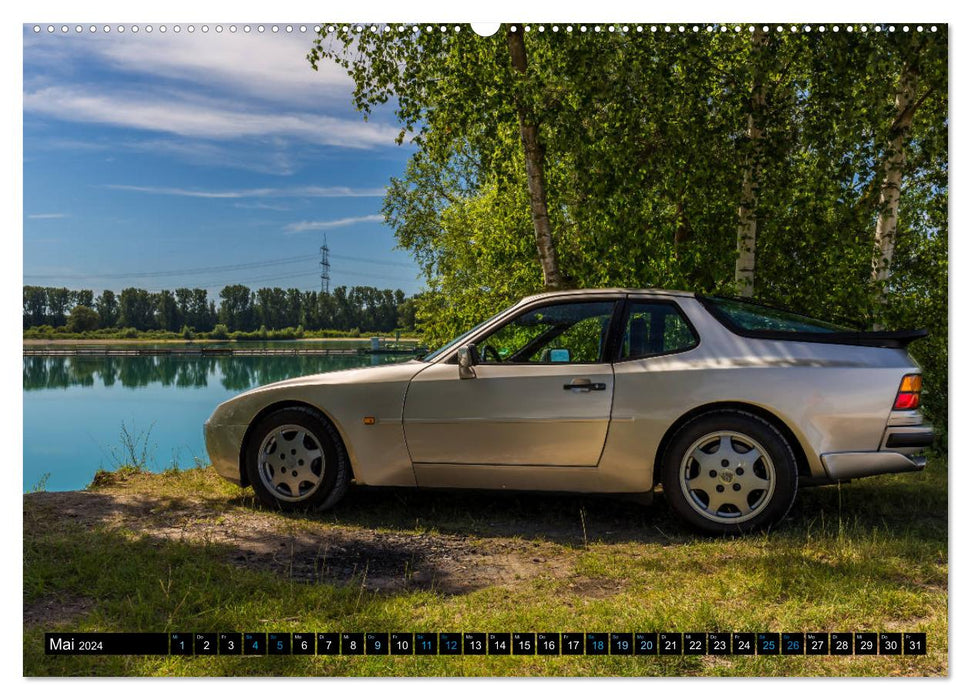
left=734, top=27, right=768, bottom=298
left=870, top=62, right=918, bottom=313
left=305, top=26, right=947, bottom=433
left=869, top=35, right=943, bottom=308
left=507, top=26, right=564, bottom=290
left=310, top=24, right=567, bottom=292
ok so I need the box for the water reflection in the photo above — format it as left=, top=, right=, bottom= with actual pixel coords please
left=23, top=354, right=410, bottom=392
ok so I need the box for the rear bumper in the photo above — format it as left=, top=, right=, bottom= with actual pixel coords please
left=820, top=451, right=926, bottom=481
left=820, top=424, right=933, bottom=481
left=883, top=426, right=935, bottom=449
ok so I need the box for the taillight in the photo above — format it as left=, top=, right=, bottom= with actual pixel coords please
left=893, top=374, right=922, bottom=410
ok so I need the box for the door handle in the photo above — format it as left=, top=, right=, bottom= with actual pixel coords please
left=563, top=379, right=607, bottom=391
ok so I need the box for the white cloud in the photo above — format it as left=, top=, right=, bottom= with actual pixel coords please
left=28, top=136, right=305, bottom=176
left=119, top=138, right=303, bottom=176
left=291, top=187, right=387, bottom=198
left=106, top=184, right=386, bottom=198
left=26, top=213, right=68, bottom=219
left=24, top=30, right=355, bottom=108
left=233, top=202, right=292, bottom=212
left=284, top=214, right=385, bottom=233
left=24, top=86, right=400, bottom=148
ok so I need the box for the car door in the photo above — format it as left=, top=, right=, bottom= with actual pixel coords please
left=403, top=299, right=620, bottom=482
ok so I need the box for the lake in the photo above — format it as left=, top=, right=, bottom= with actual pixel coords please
left=22, top=353, right=411, bottom=492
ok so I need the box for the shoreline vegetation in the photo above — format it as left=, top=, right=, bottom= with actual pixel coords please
left=23, top=284, right=419, bottom=342
left=23, top=327, right=418, bottom=343
left=23, top=458, right=947, bottom=677
left=23, top=334, right=420, bottom=345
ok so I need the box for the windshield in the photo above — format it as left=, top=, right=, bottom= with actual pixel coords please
left=418, top=305, right=514, bottom=362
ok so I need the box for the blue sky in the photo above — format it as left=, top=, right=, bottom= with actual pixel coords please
left=22, top=24, right=422, bottom=297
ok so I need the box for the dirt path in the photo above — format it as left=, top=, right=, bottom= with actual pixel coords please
left=24, top=488, right=603, bottom=598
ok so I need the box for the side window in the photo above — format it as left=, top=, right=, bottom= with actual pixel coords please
left=476, top=301, right=616, bottom=364
left=620, top=302, right=698, bottom=360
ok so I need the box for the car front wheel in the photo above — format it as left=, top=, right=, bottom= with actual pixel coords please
left=661, top=410, right=798, bottom=534
left=244, top=406, right=350, bottom=511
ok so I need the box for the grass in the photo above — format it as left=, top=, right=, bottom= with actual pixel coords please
left=23, top=456, right=947, bottom=676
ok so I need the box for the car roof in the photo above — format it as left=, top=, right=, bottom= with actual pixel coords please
left=518, top=288, right=696, bottom=305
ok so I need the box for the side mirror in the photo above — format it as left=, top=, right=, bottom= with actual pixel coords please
left=457, top=344, right=476, bottom=380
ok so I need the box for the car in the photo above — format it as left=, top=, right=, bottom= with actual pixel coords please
left=204, top=288, right=933, bottom=534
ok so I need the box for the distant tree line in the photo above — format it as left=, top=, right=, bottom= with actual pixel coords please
left=23, top=285, right=417, bottom=334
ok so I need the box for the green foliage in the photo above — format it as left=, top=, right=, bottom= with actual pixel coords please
left=209, top=323, right=230, bottom=340
left=65, top=305, right=99, bottom=333
left=118, top=288, right=156, bottom=330
left=27, top=472, right=50, bottom=493
left=23, top=286, right=48, bottom=328
left=105, top=420, right=156, bottom=472
left=25, top=285, right=411, bottom=336
left=95, top=289, right=119, bottom=328
left=44, top=287, right=72, bottom=327
left=218, top=284, right=254, bottom=331
left=314, top=24, right=948, bottom=437
left=23, top=325, right=56, bottom=339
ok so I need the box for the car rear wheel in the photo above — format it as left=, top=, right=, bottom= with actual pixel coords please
left=244, top=406, right=350, bottom=512
left=661, top=410, right=798, bottom=534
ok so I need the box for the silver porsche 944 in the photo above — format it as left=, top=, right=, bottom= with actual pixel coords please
left=205, top=289, right=933, bottom=533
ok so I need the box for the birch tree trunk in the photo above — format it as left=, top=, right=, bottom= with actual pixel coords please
left=871, top=61, right=919, bottom=307
left=734, top=28, right=768, bottom=298
left=507, top=26, right=566, bottom=291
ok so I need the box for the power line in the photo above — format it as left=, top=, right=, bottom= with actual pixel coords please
left=329, top=253, right=415, bottom=269
left=177, top=268, right=417, bottom=291
left=23, top=254, right=319, bottom=281
left=24, top=253, right=416, bottom=281
left=24, top=267, right=418, bottom=293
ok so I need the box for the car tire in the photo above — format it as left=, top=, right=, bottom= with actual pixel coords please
left=244, top=406, right=350, bottom=512
left=661, top=410, right=798, bottom=534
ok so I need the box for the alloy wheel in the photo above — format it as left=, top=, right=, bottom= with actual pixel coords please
left=678, top=430, right=776, bottom=524
left=256, top=424, right=326, bottom=502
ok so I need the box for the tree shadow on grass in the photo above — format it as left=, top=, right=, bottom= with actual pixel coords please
left=24, top=461, right=946, bottom=603
left=244, top=460, right=947, bottom=547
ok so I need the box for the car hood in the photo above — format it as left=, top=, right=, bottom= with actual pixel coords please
left=240, top=358, right=426, bottom=395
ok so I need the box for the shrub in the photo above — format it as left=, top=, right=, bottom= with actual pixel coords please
left=66, top=305, right=100, bottom=333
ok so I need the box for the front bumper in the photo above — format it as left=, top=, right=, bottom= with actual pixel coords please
left=204, top=419, right=248, bottom=486
left=820, top=424, right=933, bottom=481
